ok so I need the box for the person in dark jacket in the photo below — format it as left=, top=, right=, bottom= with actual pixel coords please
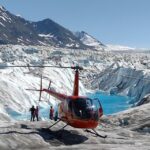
left=35, top=106, right=39, bottom=121
left=49, top=106, right=54, bottom=120
left=54, top=111, right=58, bottom=121
left=29, top=105, right=35, bottom=121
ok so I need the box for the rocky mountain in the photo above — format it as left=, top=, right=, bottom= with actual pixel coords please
left=74, top=31, right=106, bottom=50
left=0, top=5, right=96, bottom=49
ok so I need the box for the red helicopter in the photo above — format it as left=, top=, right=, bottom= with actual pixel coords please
left=7, top=65, right=106, bottom=138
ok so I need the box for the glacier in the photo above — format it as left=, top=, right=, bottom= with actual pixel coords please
left=0, top=44, right=150, bottom=120
left=0, top=44, right=150, bottom=149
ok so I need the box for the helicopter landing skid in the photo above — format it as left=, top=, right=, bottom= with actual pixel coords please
left=49, top=119, right=61, bottom=129
left=85, top=129, right=107, bottom=138
left=48, top=119, right=68, bottom=130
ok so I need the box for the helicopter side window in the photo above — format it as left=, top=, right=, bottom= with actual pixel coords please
left=73, top=99, right=84, bottom=118
left=68, top=99, right=73, bottom=112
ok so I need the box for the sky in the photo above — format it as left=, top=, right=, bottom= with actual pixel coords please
left=0, top=0, right=150, bottom=48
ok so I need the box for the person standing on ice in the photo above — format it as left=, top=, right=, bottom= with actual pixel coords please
left=54, top=111, right=58, bottom=121
left=29, top=105, right=35, bottom=121
left=49, top=106, right=54, bottom=120
left=35, top=106, right=39, bottom=121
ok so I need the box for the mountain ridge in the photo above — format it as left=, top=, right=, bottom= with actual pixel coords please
left=0, top=5, right=105, bottom=50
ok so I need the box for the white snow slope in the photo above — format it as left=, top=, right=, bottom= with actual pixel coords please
left=0, top=45, right=86, bottom=121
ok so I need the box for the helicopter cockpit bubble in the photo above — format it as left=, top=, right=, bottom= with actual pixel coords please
left=68, top=97, right=102, bottom=121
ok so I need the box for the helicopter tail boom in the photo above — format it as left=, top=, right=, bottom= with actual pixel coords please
left=42, top=89, right=68, bottom=101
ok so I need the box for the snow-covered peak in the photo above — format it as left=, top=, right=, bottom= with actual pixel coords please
left=106, top=44, right=135, bottom=51
left=74, top=31, right=105, bottom=50
left=16, top=14, right=22, bottom=18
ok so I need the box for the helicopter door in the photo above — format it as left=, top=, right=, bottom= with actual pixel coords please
left=67, top=99, right=74, bottom=119
left=93, top=98, right=103, bottom=118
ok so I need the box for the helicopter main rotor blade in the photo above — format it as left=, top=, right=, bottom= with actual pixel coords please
left=4, top=65, right=71, bottom=68
left=4, top=65, right=84, bottom=70
left=26, top=89, right=41, bottom=91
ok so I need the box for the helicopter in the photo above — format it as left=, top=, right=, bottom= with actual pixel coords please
left=6, top=64, right=107, bottom=138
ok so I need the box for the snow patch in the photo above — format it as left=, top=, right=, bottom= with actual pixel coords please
left=38, top=34, right=54, bottom=38
left=106, top=44, right=135, bottom=51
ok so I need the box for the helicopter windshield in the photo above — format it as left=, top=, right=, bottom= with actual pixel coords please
left=68, top=98, right=102, bottom=121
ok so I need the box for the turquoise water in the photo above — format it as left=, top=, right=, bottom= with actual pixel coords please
left=7, top=92, right=131, bottom=120
left=88, top=92, right=131, bottom=115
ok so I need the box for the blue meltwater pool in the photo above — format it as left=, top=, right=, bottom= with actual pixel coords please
left=88, top=92, right=131, bottom=115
